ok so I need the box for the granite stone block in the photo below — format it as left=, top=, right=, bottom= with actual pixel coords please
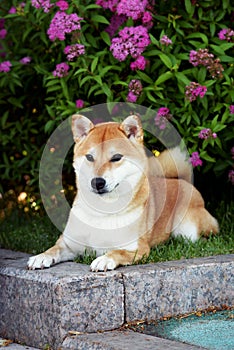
left=1, top=249, right=233, bottom=349
left=61, top=330, right=205, bottom=349
left=122, top=255, right=234, bottom=322
left=0, top=250, right=124, bottom=349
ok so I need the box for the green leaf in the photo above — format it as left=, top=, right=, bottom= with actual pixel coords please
left=100, top=31, right=111, bottom=46
left=210, top=45, right=225, bottom=55
left=92, top=15, right=109, bottom=24
left=44, top=120, right=55, bottom=133
left=155, top=71, right=173, bottom=85
left=102, top=83, right=112, bottom=98
left=200, top=151, right=216, bottom=163
left=91, top=57, right=98, bottom=73
left=149, top=33, right=159, bottom=46
left=7, top=97, right=23, bottom=108
left=186, top=33, right=208, bottom=45
left=60, top=79, right=69, bottom=100
left=158, top=53, right=172, bottom=69
left=185, top=0, right=194, bottom=16
left=136, top=71, right=153, bottom=84
left=175, top=72, right=190, bottom=85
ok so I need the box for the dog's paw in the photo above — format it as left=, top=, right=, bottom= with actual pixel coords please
left=90, top=255, right=117, bottom=272
left=27, top=253, right=55, bottom=270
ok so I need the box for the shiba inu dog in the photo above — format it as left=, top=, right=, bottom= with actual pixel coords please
left=27, top=115, right=219, bottom=271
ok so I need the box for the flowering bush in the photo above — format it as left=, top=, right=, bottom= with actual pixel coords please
left=0, top=0, right=234, bottom=198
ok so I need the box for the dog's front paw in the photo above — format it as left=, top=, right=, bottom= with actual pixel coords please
left=90, top=255, right=117, bottom=272
left=27, top=253, right=55, bottom=270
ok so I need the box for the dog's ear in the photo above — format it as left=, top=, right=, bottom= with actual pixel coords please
left=120, top=115, right=144, bottom=143
left=72, top=114, right=94, bottom=143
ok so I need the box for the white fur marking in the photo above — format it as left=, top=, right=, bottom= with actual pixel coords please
left=172, top=220, right=199, bottom=242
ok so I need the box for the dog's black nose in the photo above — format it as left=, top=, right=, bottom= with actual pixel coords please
left=91, top=177, right=106, bottom=191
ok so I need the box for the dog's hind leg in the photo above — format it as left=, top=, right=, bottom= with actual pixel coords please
left=172, top=206, right=219, bottom=242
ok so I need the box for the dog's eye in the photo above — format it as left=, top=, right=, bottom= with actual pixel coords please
left=110, top=154, right=123, bottom=162
left=85, top=154, right=94, bottom=162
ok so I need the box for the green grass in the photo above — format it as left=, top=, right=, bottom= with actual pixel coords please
left=0, top=201, right=233, bottom=265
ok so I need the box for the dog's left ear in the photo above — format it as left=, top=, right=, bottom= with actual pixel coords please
left=72, top=114, right=94, bottom=143
left=120, top=115, right=144, bottom=143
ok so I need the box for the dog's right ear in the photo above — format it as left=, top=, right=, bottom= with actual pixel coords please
left=72, top=115, right=94, bottom=143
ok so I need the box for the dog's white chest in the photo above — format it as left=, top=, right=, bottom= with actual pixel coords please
left=63, top=202, right=143, bottom=254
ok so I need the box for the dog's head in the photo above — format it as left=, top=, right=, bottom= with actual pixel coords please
left=71, top=114, right=147, bottom=196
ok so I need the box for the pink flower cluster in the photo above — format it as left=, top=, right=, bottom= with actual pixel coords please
left=47, top=11, right=82, bottom=41
left=189, top=49, right=224, bottom=79
left=230, top=105, right=234, bottom=114
left=53, top=62, right=69, bottom=77
left=130, top=56, right=147, bottom=71
left=127, top=79, right=142, bottom=102
left=0, top=61, right=12, bottom=72
left=185, top=82, right=207, bottom=102
left=64, top=44, right=85, bottom=61
left=154, top=107, right=172, bottom=130
left=97, top=0, right=152, bottom=24
left=160, top=35, right=172, bottom=46
left=116, top=0, right=148, bottom=20
left=189, top=152, right=203, bottom=167
left=218, top=28, right=234, bottom=42
left=76, top=99, right=84, bottom=108
left=110, top=25, right=150, bottom=61
left=31, top=0, right=54, bottom=13
left=198, top=128, right=217, bottom=140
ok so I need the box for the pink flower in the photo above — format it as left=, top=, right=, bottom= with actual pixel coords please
left=160, top=35, right=172, bottom=46
left=127, top=91, right=138, bottom=103
left=116, top=0, right=148, bottom=20
left=9, top=7, right=17, bottom=14
left=110, top=25, right=150, bottom=61
left=154, top=107, right=172, bottom=130
left=127, top=79, right=142, bottom=102
left=76, top=99, right=84, bottom=108
left=228, top=170, right=234, bottom=185
left=218, top=28, right=234, bottom=42
left=185, top=82, right=207, bottom=102
left=31, top=0, right=53, bottom=13
left=56, top=0, right=69, bottom=10
left=0, top=61, right=12, bottom=72
left=20, top=56, right=31, bottom=64
left=142, top=11, right=153, bottom=24
left=47, top=11, right=82, bottom=41
left=64, top=44, right=85, bottom=61
left=0, top=29, right=7, bottom=39
left=229, top=105, right=234, bottom=114
left=199, top=128, right=217, bottom=140
left=189, top=152, right=203, bottom=167
left=96, top=0, right=119, bottom=12
left=130, top=55, right=147, bottom=71
left=52, top=62, right=69, bottom=78
left=189, top=49, right=224, bottom=79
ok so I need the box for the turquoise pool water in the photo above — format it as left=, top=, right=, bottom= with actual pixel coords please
left=137, top=310, right=234, bottom=350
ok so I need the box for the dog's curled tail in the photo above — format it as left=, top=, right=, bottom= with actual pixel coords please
left=151, top=146, right=193, bottom=183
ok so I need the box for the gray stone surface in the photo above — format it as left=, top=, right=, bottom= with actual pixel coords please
left=0, top=250, right=124, bottom=349
left=121, top=255, right=234, bottom=322
left=0, top=338, right=38, bottom=350
left=61, top=330, right=205, bottom=349
left=0, top=249, right=233, bottom=349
